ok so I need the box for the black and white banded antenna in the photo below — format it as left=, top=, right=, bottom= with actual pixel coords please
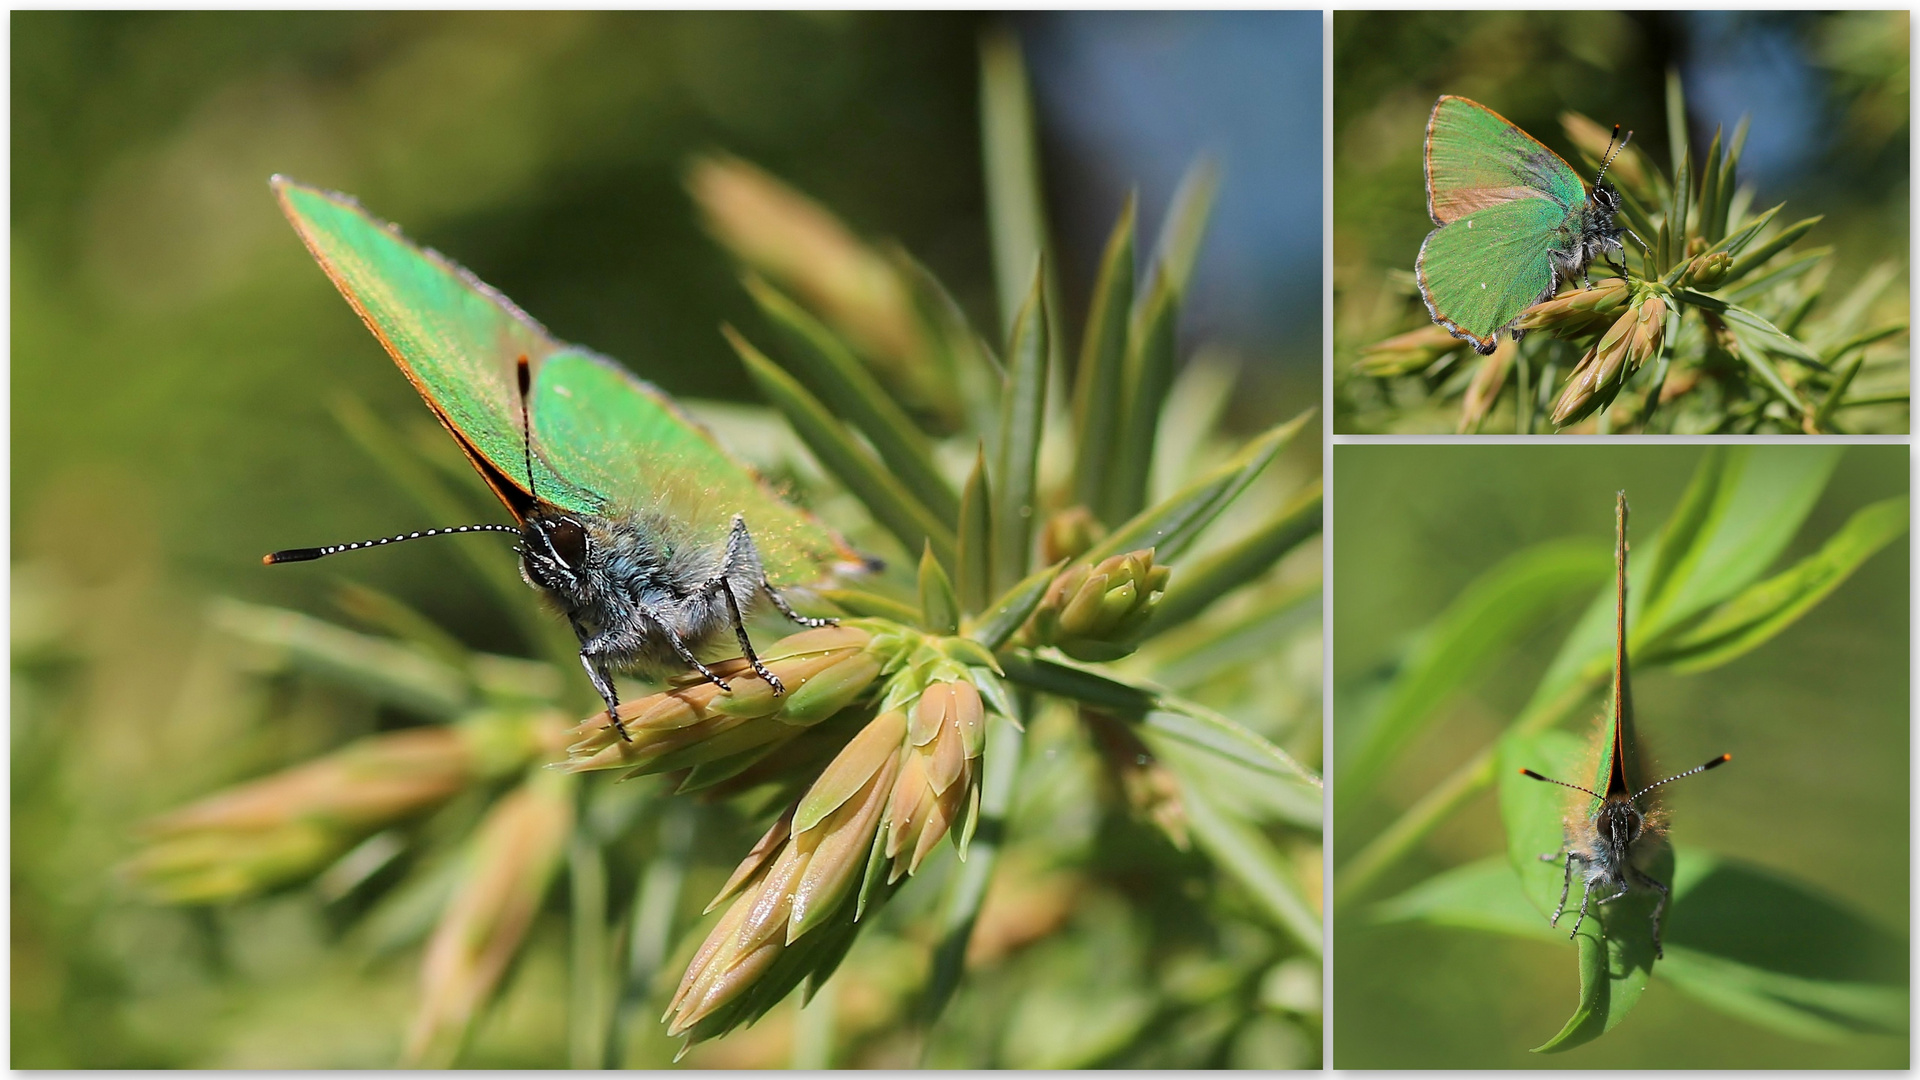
left=263, top=523, right=522, bottom=565
left=1518, top=753, right=1731, bottom=805
left=261, top=356, right=544, bottom=568
left=1596, top=123, right=1633, bottom=187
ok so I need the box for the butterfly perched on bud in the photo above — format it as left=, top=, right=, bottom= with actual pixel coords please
left=1417, top=95, right=1647, bottom=355
left=1518, top=491, right=1730, bottom=959
left=264, top=178, right=869, bottom=740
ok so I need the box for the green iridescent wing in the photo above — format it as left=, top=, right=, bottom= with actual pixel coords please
left=273, top=176, right=856, bottom=585
left=1418, top=96, right=1588, bottom=350
left=1595, top=492, right=1636, bottom=800
left=530, top=351, right=857, bottom=584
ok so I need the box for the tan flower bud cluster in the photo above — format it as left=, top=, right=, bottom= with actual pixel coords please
left=404, top=772, right=574, bottom=1068
left=1022, top=549, right=1171, bottom=661
left=1677, top=250, right=1732, bottom=289
left=557, top=625, right=881, bottom=777
left=1457, top=339, right=1516, bottom=433
left=1354, top=324, right=1467, bottom=377
left=1551, top=296, right=1667, bottom=426
left=664, top=677, right=991, bottom=1039
left=127, top=713, right=566, bottom=903
left=1515, top=278, right=1629, bottom=337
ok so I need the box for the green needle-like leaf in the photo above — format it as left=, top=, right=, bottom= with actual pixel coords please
left=817, top=588, right=921, bottom=625
left=1072, top=195, right=1137, bottom=518
left=1721, top=215, right=1822, bottom=285
left=727, top=326, right=956, bottom=568
left=1147, top=477, right=1323, bottom=636
left=1181, top=780, right=1322, bottom=957
left=968, top=559, right=1063, bottom=652
left=1104, top=162, right=1218, bottom=523
left=918, top=541, right=960, bottom=635
left=209, top=598, right=470, bottom=718
left=955, top=443, right=992, bottom=614
left=979, top=29, right=1052, bottom=342
left=744, top=275, right=958, bottom=521
left=994, top=263, right=1050, bottom=596
left=1086, top=409, right=1314, bottom=566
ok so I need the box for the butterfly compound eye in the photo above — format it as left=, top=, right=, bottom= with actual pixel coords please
left=545, top=518, right=588, bottom=569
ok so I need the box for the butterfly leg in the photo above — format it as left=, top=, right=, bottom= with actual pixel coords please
left=1547, top=851, right=1580, bottom=928
left=1629, top=866, right=1671, bottom=959
left=762, top=578, right=835, bottom=628
left=632, top=605, right=735, bottom=694
left=1567, top=874, right=1600, bottom=940
left=693, top=516, right=785, bottom=694
left=568, top=626, right=629, bottom=734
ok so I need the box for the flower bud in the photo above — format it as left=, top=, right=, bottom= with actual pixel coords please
left=557, top=625, right=879, bottom=777
left=1515, top=278, right=1628, bottom=336
left=1458, top=339, right=1516, bottom=433
left=127, top=712, right=565, bottom=903
left=664, top=670, right=999, bottom=1043
left=1022, top=549, right=1170, bottom=661
left=1626, top=296, right=1668, bottom=373
left=404, top=772, right=573, bottom=1067
left=1354, top=324, right=1466, bottom=377
left=1678, top=250, right=1732, bottom=289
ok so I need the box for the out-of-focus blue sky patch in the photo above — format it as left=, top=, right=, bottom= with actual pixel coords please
left=1681, top=12, right=1825, bottom=192
left=1023, top=11, right=1323, bottom=367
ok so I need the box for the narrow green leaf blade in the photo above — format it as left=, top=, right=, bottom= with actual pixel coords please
left=993, top=263, right=1050, bottom=595
left=1181, top=780, right=1322, bottom=957
left=1085, top=409, right=1315, bottom=566
left=979, top=30, right=1049, bottom=341
left=1146, top=477, right=1322, bottom=637
left=1501, top=730, right=1662, bottom=1053
left=1338, top=538, right=1611, bottom=804
left=744, top=275, right=958, bottom=521
left=967, top=560, right=1063, bottom=652
left=1071, top=195, right=1137, bottom=516
left=955, top=443, right=992, bottom=614
left=1652, top=495, right=1907, bottom=672
left=728, top=327, right=956, bottom=568
left=918, top=541, right=960, bottom=635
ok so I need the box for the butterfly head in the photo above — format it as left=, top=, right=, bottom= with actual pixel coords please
left=520, top=512, right=595, bottom=598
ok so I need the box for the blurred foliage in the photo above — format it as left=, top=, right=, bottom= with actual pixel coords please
left=1332, top=10, right=1909, bottom=433
left=12, top=19, right=1322, bottom=1068
left=1330, top=445, right=1907, bottom=1067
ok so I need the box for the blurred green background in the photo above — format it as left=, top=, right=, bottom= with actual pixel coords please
left=1333, top=10, right=1910, bottom=431
left=1330, top=444, right=1907, bottom=1067
left=11, top=11, right=1322, bottom=1067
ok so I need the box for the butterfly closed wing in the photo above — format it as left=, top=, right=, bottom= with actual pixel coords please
left=268, top=177, right=865, bottom=738
left=1417, top=96, right=1635, bottom=355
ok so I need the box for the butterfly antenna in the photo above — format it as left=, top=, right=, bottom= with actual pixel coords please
left=1632, top=754, right=1731, bottom=802
left=1596, top=124, right=1632, bottom=187
left=1519, top=768, right=1605, bottom=802
left=516, top=355, right=539, bottom=502
left=263, top=523, right=522, bottom=565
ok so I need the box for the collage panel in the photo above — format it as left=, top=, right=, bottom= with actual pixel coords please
left=12, top=11, right=1324, bottom=1070
left=1329, top=443, right=1908, bottom=1067
left=1332, top=11, right=1910, bottom=434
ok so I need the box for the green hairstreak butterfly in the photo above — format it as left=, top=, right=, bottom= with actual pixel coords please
left=263, top=177, right=867, bottom=740
left=1417, top=95, right=1644, bottom=355
left=1519, top=492, right=1729, bottom=959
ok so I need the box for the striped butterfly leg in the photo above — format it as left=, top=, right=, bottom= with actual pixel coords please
left=1628, top=865, right=1672, bottom=959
